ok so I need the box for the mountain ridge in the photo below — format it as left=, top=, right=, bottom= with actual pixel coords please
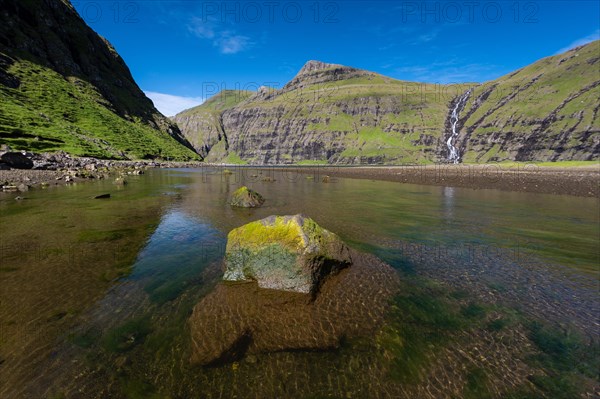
left=0, top=0, right=198, bottom=160
left=175, top=41, right=599, bottom=164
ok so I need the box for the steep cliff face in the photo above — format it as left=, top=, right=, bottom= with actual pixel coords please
left=172, top=90, right=253, bottom=161
left=177, top=43, right=599, bottom=165
left=216, top=61, right=449, bottom=164
left=456, top=40, right=600, bottom=163
left=0, top=0, right=198, bottom=160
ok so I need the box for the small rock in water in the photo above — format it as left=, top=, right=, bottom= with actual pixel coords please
left=94, top=193, right=111, bottom=199
left=245, top=354, right=258, bottom=364
left=229, top=186, right=265, bottom=208
left=114, top=356, right=130, bottom=369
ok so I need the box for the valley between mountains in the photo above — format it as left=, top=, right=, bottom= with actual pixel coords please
left=173, top=42, right=600, bottom=165
left=1, top=0, right=598, bottom=165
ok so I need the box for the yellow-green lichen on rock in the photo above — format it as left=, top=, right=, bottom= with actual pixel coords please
left=223, top=215, right=351, bottom=293
left=229, top=186, right=265, bottom=208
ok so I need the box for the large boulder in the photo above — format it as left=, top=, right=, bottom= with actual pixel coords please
left=0, top=152, right=33, bottom=169
left=229, top=186, right=265, bottom=208
left=223, top=214, right=351, bottom=294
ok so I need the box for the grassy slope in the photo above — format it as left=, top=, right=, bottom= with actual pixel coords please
left=229, top=74, right=451, bottom=164
left=173, top=90, right=253, bottom=162
left=0, top=0, right=198, bottom=160
left=177, top=90, right=254, bottom=116
left=460, top=40, right=600, bottom=162
left=0, top=56, right=198, bottom=160
left=176, top=42, right=599, bottom=164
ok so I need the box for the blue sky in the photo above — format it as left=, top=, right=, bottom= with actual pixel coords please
left=71, top=1, right=600, bottom=116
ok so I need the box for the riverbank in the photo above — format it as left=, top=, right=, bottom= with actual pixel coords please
left=1, top=151, right=598, bottom=197
left=0, top=151, right=203, bottom=192
left=264, top=164, right=599, bottom=197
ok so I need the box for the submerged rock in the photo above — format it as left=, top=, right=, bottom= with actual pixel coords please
left=189, top=215, right=401, bottom=366
left=189, top=250, right=400, bottom=366
left=223, top=214, right=351, bottom=294
left=229, top=186, right=265, bottom=208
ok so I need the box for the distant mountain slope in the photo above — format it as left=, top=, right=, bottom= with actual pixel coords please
left=179, top=62, right=450, bottom=164
left=176, top=43, right=599, bottom=164
left=172, top=90, right=253, bottom=161
left=458, top=40, right=600, bottom=162
left=0, top=0, right=198, bottom=160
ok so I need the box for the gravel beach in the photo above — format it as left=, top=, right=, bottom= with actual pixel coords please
left=269, top=164, right=600, bottom=197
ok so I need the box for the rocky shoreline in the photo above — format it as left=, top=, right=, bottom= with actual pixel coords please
left=1, top=150, right=598, bottom=197
left=267, top=164, right=600, bottom=197
left=0, top=151, right=203, bottom=193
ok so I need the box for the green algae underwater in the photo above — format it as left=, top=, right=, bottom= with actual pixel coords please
left=0, top=168, right=598, bottom=398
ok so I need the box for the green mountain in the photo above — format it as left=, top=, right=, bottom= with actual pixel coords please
left=458, top=41, right=600, bottom=162
left=0, top=0, right=199, bottom=160
left=175, top=43, right=600, bottom=164
left=172, top=90, right=253, bottom=162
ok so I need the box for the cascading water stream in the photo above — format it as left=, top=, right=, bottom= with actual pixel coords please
left=446, top=89, right=472, bottom=164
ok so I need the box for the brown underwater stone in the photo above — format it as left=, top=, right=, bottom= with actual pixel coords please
left=189, top=250, right=400, bottom=366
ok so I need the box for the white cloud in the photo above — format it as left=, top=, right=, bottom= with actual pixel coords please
left=188, top=17, right=253, bottom=54
left=144, top=91, right=205, bottom=117
left=555, top=30, right=600, bottom=54
left=217, top=33, right=252, bottom=54
left=189, top=21, right=215, bottom=39
left=416, top=30, right=438, bottom=44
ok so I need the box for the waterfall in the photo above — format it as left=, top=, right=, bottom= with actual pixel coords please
left=446, top=89, right=472, bottom=164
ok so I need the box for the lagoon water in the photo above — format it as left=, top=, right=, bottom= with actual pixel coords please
left=1, top=168, right=598, bottom=398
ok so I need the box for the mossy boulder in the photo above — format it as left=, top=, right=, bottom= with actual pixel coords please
left=229, top=186, right=265, bottom=208
left=223, top=214, right=352, bottom=294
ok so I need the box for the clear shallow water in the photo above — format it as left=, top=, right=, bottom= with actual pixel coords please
left=0, top=168, right=598, bottom=398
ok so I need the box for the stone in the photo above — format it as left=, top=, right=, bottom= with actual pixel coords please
left=189, top=250, right=400, bottom=366
left=94, top=193, right=111, bottom=199
left=0, top=152, right=33, bottom=169
left=229, top=186, right=265, bottom=208
left=223, top=214, right=351, bottom=294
